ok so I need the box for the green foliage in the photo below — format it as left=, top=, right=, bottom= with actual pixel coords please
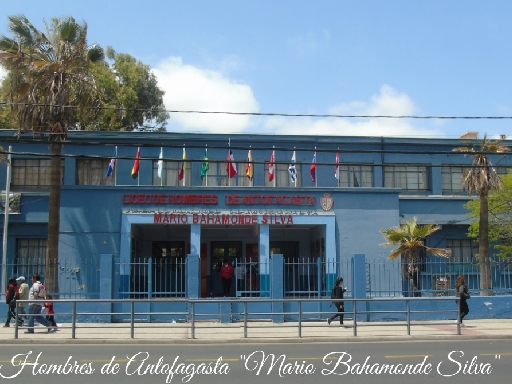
left=0, top=15, right=168, bottom=133
left=465, top=170, right=512, bottom=258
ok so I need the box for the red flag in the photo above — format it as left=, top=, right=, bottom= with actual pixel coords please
left=268, top=150, right=275, bottom=182
left=226, top=149, right=237, bottom=178
left=310, top=152, right=317, bottom=183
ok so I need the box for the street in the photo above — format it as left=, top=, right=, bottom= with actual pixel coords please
left=0, top=339, right=510, bottom=384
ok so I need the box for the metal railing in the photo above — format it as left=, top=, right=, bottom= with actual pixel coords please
left=12, top=297, right=462, bottom=339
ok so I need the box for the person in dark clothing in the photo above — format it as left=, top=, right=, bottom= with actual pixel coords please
left=4, top=277, right=21, bottom=327
left=328, top=277, right=348, bottom=327
left=455, top=275, right=470, bottom=326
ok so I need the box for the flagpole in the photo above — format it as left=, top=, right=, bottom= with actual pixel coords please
left=273, top=146, right=276, bottom=188
left=228, top=139, right=231, bottom=187
left=1, top=145, right=12, bottom=294
left=315, top=146, right=317, bottom=188
left=249, top=146, right=253, bottom=187
left=138, top=147, right=140, bottom=187
left=183, top=144, right=186, bottom=187
left=160, top=147, right=163, bottom=186
left=205, top=144, right=208, bottom=187
left=294, top=147, right=297, bottom=188
left=114, top=146, right=118, bottom=186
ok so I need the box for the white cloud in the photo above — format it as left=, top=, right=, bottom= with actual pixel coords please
left=261, top=85, right=445, bottom=138
left=153, top=57, right=259, bottom=133
left=152, top=59, right=441, bottom=138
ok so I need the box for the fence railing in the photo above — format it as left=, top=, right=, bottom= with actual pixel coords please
left=6, top=255, right=512, bottom=300
left=12, top=297, right=463, bottom=340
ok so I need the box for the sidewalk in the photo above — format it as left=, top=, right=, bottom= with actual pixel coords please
left=2, top=318, right=512, bottom=344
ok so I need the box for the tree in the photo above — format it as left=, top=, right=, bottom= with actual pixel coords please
left=85, top=47, right=169, bottom=131
left=454, top=135, right=509, bottom=295
left=380, top=217, right=451, bottom=296
left=466, top=169, right=512, bottom=259
left=0, top=15, right=105, bottom=294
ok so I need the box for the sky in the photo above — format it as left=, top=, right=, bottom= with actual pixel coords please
left=1, top=0, right=512, bottom=139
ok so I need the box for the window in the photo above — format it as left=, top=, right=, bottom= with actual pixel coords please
left=384, top=165, right=429, bottom=192
left=338, top=165, right=372, bottom=187
left=153, top=160, right=189, bottom=186
left=446, top=239, right=479, bottom=273
left=14, top=238, right=47, bottom=279
left=201, top=161, right=248, bottom=186
left=77, top=159, right=115, bottom=186
left=441, top=166, right=466, bottom=194
left=496, top=166, right=512, bottom=177
left=265, top=162, right=302, bottom=187
left=12, top=159, right=63, bottom=191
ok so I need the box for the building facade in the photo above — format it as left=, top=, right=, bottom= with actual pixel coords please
left=1, top=130, right=511, bottom=305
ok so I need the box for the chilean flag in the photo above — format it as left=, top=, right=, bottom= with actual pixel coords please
left=268, top=150, right=275, bottom=182
left=226, top=149, right=237, bottom=178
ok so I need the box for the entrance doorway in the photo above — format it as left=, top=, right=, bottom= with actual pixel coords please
left=210, top=241, right=242, bottom=297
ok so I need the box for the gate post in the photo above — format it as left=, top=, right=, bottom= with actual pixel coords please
left=270, top=254, right=284, bottom=322
left=351, top=253, right=367, bottom=322
left=185, top=254, right=200, bottom=299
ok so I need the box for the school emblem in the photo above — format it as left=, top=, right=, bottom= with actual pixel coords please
left=320, top=193, right=334, bottom=211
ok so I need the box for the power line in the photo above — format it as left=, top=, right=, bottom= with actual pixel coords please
left=2, top=101, right=512, bottom=120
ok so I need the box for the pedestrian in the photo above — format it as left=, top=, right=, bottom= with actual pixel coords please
left=327, top=277, right=348, bottom=327
left=236, top=262, right=246, bottom=296
left=44, top=295, right=58, bottom=331
left=16, top=276, right=28, bottom=323
left=455, top=275, right=470, bottom=326
left=219, top=260, right=234, bottom=297
left=4, top=277, right=19, bottom=327
left=25, top=273, right=51, bottom=334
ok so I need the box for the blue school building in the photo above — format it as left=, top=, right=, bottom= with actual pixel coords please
left=1, top=130, right=511, bottom=321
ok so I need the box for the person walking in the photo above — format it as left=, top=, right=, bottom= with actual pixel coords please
left=327, top=277, right=348, bottom=327
left=25, top=273, right=51, bottom=334
left=44, top=295, right=58, bottom=331
left=219, top=260, right=234, bottom=297
left=455, top=275, right=470, bottom=326
left=16, top=276, right=28, bottom=324
left=4, top=277, right=19, bottom=327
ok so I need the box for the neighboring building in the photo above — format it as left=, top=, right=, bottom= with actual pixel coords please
left=1, top=130, right=511, bottom=302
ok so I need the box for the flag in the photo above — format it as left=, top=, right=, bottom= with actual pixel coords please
left=310, top=152, right=316, bottom=183
left=334, top=151, right=340, bottom=180
left=226, top=149, right=237, bottom=178
left=268, top=150, right=275, bottom=182
left=178, top=147, right=186, bottom=181
left=105, top=146, right=117, bottom=177
left=288, top=151, right=296, bottom=182
left=131, top=147, right=140, bottom=179
left=201, top=147, right=210, bottom=180
left=157, top=147, right=163, bottom=179
left=245, top=149, right=253, bottom=180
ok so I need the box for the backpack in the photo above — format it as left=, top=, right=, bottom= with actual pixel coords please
left=330, top=286, right=337, bottom=300
left=37, top=283, right=47, bottom=299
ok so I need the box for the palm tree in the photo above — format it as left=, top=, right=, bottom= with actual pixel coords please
left=381, top=217, right=451, bottom=296
left=454, top=135, right=509, bottom=296
left=0, top=15, right=104, bottom=294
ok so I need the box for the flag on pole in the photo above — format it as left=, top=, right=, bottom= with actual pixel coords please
left=334, top=151, right=340, bottom=180
left=178, top=147, right=186, bottom=181
left=201, top=147, right=209, bottom=180
left=131, top=147, right=140, bottom=179
left=106, top=146, right=117, bottom=177
left=157, top=147, right=163, bottom=179
left=310, top=151, right=317, bottom=183
left=226, top=149, right=237, bottom=178
left=245, top=149, right=253, bottom=180
left=288, top=151, right=296, bottom=182
left=268, top=150, right=275, bottom=182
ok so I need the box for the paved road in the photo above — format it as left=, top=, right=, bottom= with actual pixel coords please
left=0, top=339, right=510, bottom=384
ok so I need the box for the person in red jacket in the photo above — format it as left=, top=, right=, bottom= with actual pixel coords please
left=44, top=295, right=58, bottom=331
left=219, top=260, right=234, bottom=297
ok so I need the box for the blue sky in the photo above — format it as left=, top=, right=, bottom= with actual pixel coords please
left=1, top=0, right=512, bottom=139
